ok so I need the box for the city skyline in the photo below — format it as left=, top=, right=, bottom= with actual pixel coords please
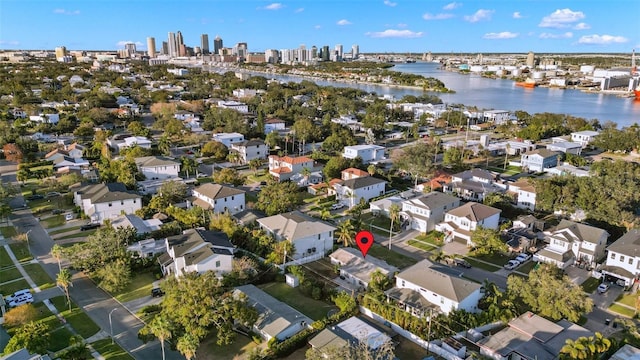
left=0, top=0, right=638, bottom=53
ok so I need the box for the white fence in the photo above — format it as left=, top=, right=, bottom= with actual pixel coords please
left=278, top=252, right=325, bottom=271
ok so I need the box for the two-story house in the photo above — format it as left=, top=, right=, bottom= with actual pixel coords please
left=212, top=132, right=245, bottom=148
left=507, top=178, right=537, bottom=211
left=534, top=220, right=609, bottom=269
left=192, top=183, right=245, bottom=215
left=401, top=192, right=461, bottom=233
left=107, top=135, right=152, bottom=153
left=443, top=168, right=503, bottom=202
left=257, top=211, right=336, bottom=261
left=157, top=228, right=234, bottom=277
left=436, top=202, right=501, bottom=246
left=134, top=156, right=181, bottom=180
left=387, top=259, right=482, bottom=316
left=571, top=130, right=599, bottom=148
left=341, top=167, right=369, bottom=180
left=342, top=144, right=385, bottom=164
left=230, top=139, right=269, bottom=164
left=268, top=155, right=315, bottom=182
left=520, top=149, right=560, bottom=172
left=264, top=118, right=286, bottom=134
left=331, top=177, right=387, bottom=209
left=602, top=229, right=640, bottom=287
left=73, top=183, right=142, bottom=224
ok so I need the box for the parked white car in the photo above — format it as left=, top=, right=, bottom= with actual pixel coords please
left=330, top=203, right=345, bottom=210
left=515, top=253, right=531, bottom=263
left=6, top=289, right=31, bottom=302
left=8, top=293, right=34, bottom=308
left=504, top=260, right=521, bottom=270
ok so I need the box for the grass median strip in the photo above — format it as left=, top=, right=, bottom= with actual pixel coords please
left=609, top=303, right=636, bottom=318
left=48, top=226, right=82, bottom=235
left=407, top=239, right=436, bottom=252
left=0, top=226, right=17, bottom=238
left=367, top=244, right=417, bottom=269
left=91, top=339, right=135, bottom=360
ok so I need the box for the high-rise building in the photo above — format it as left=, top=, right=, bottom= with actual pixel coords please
left=321, top=45, right=330, bottom=61
left=162, top=41, right=168, bottom=55
left=334, top=44, right=343, bottom=61
left=352, top=44, right=359, bottom=59
left=201, top=34, right=209, bottom=55
left=214, top=35, right=223, bottom=54
left=125, top=42, right=136, bottom=55
left=147, top=37, right=156, bottom=58
left=311, top=46, right=318, bottom=59
left=298, top=44, right=306, bottom=62
left=55, top=46, right=67, bottom=59
left=176, top=31, right=186, bottom=56
left=168, top=32, right=177, bottom=57
left=265, top=49, right=279, bottom=64
left=234, top=42, right=248, bottom=60
left=526, top=51, right=535, bottom=68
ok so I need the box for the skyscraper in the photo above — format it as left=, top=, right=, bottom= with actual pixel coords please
left=176, top=31, right=185, bottom=56
left=162, top=41, right=168, bottom=55
left=352, top=44, right=359, bottom=59
left=201, top=34, right=209, bottom=55
left=321, top=45, right=330, bottom=61
left=125, top=42, right=136, bottom=55
left=526, top=51, right=535, bottom=68
left=168, top=32, right=177, bottom=57
left=147, top=37, right=156, bottom=58
left=335, top=44, right=343, bottom=61
left=54, top=46, right=67, bottom=59
left=214, top=35, right=223, bottom=55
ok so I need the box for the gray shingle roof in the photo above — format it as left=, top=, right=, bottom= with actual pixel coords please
left=446, top=202, right=501, bottom=222
left=194, top=183, right=245, bottom=200
left=607, top=229, right=640, bottom=257
left=257, top=211, right=336, bottom=242
left=552, top=219, right=608, bottom=244
left=134, top=156, right=180, bottom=168
left=340, top=176, right=387, bottom=190
left=78, top=183, right=140, bottom=203
left=408, top=192, right=459, bottom=209
left=396, top=259, right=481, bottom=302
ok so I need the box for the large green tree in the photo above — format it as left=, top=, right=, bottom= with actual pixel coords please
left=213, top=168, right=245, bottom=187
left=391, top=142, right=435, bottom=188
left=4, top=321, right=50, bottom=354
left=255, top=181, right=301, bottom=215
left=470, top=227, right=507, bottom=255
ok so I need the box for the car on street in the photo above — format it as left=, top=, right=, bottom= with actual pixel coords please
left=504, top=260, right=521, bottom=270
left=8, top=294, right=34, bottom=308
left=26, top=194, right=44, bottom=201
left=45, top=192, right=62, bottom=198
left=151, top=288, right=165, bottom=297
left=330, top=203, right=345, bottom=210
left=65, top=213, right=74, bottom=221
left=454, top=258, right=472, bottom=268
left=597, top=283, right=610, bottom=294
left=52, top=209, right=64, bottom=215
left=515, top=253, right=531, bottom=263
left=6, top=289, right=31, bottom=302
left=80, top=223, right=100, bottom=231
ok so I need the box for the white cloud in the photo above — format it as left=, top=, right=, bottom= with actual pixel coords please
left=383, top=0, right=397, bottom=7
left=422, top=13, right=454, bottom=20
left=539, top=8, right=585, bottom=28
left=366, top=29, right=424, bottom=38
left=578, top=34, right=628, bottom=45
left=116, top=40, right=143, bottom=47
left=337, top=19, right=352, bottom=25
left=53, top=8, right=80, bottom=15
left=464, top=9, right=493, bottom=23
left=0, top=40, right=20, bottom=46
left=483, top=32, right=519, bottom=39
left=314, top=25, right=322, bottom=30
left=539, top=32, right=573, bottom=39
left=294, top=8, right=304, bottom=13
left=263, top=3, right=283, bottom=10
left=513, top=12, right=523, bottom=19
left=443, top=2, right=462, bottom=10
left=573, top=22, right=590, bottom=30
left=397, top=23, right=408, bottom=28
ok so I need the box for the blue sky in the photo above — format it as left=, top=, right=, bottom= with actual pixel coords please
left=1, top=0, right=638, bottom=53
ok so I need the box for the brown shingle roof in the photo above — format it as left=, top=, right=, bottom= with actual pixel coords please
left=447, top=202, right=501, bottom=222
left=194, top=183, right=244, bottom=200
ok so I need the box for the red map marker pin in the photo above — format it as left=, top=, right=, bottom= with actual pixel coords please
left=355, top=230, right=374, bottom=258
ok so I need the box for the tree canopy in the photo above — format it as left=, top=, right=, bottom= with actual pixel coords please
left=255, top=181, right=302, bottom=216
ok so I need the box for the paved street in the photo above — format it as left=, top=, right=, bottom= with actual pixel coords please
left=8, top=196, right=183, bottom=360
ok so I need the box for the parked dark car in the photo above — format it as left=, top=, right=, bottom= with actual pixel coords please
left=454, top=258, right=472, bottom=268
left=80, top=223, right=100, bottom=231
left=52, top=209, right=64, bottom=215
left=26, top=194, right=44, bottom=201
left=260, top=181, right=267, bottom=186
left=151, top=288, right=164, bottom=297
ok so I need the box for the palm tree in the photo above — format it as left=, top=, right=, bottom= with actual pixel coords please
left=388, top=204, right=401, bottom=250
left=320, top=208, right=331, bottom=221
left=56, top=269, right=72, bottom=312
left=504, top=143, right=511, bottom=170
left=367, top=164, right=377, bottom=177
left=181, top=156, right=198, bottom=178
left=301, top=167, right=311, bottom=184
left=148, top=314, right=173, bottom=360
left=226, top=151, right=240, bottom=165
left=337, top=219, right=356, bottom=247
left=51, top=244, right=63, bottom=271
left=248, top=158, right=262, bottom=175
left=176, top=333, right=199, bottom=360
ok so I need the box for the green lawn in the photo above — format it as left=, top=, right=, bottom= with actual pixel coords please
left=40, top=215, right=65, bottom=228
left=56, top=229, right=97, bottom=240
left=91, top=339, right=135, bottom=360
left=0, top=247, right=12, bottom=269
left=518, top=261, right=537, bottom=274
left=50, top=295, right=77, bottom=313
left=463, top=257, right=502, bottom=272
left=609, top=303, right=636, bottom=318
left=615, top=292, right=639, bottom=308
left=28, top=198, right=55, bottom=215
left=258, top=282, right=337, bottom=321
left=407, top=240, right=436, bottom=252
left=48, top=226, right=82, bottom=235
left=415, top=232, right=444, bottom=246
left=47, top=327, right=74, bottom=352
left=112, top=271, right=157, bottom=303
left=366, top=244, right=417, bottom=269
left=0, top=226, right=17, bottom=238
left=9, top=243, right=33, bottom=262
left=362, top=213, right=393, bottom=230
left=581, top=277, right=601, bottom=293
left=0, top=267, right=23, bottom=283
left=469, top=252, right=511, bottom=267
left=64, top=308, right=101, bottom=339
left=22, top=263, right=54, bottom=289
left=200, top=331, right=260, bottom=360
left=0, top=278, right=30, bottom=295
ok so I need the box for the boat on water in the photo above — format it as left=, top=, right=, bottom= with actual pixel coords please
left=635, top=86, right=640, bottom=100
left=516, top=78, right=537, bottom=88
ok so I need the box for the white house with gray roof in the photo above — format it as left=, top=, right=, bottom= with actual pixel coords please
left=571, top=130, right=599, bottom=147
left=73, top=183, right=142, bottom=224
left=342, top=144, right=385, bottom=164
left=443, top=168, right=503, bottom=202
left=134, top=156, right=181, bottom=180
left=257, top=211, right=336, bottom=261
left=601, top=229, right=640, bottom=286
left=157, top=228, right=234, bottom=277
left=234, top=284, right=312, bottom=341
left=329, top=247, right=398, bottom=291
left=230, top=139, right=269, bottom=164
left=534, top=220, right=609, bottom=269
left=436, top=202, right=501, bottom=246
left=401, top=192, right=461, bottom=233
left=192, top=183, right=245, bottom=214
left=331, top=176, right=387, bottom=209
left=388, top=259, right=482, bottom=316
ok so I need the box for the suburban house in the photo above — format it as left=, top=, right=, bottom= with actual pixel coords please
left=45, top=143, right=85, bottom=161
left=192, top=183, right=245, bottom=215
left=387, top=259, right=482, bottom=316
left=158, top=228, right=235, bottom=277
left=601, top=229, right=640, bottom=287
left=134, top=156, right=181, bottom=180
left=443, top=168, right=503, bottom=202
left=264, top=118, right=286, bottom=134
left=436, top=202, right=502, bottom=246
left=341, top=167, right=369, bottom=180
left=308, top=316, right=391, bottom=356
left=73, top=183, right=142, bottom=224
left=329, top=247, right=398, bottom=291
left=268, top=155, right=315, bottom=182
left=416, top=170, right=452, bottom=192
left=257, top=211, right=336, bottom=261
left=234, top=284, right=312, bottom=341
left=571, top=130, right=599, bottom=147
left=483, top=110, right=511, bottom=125
left=331, top=176, right=387, bottom=209
left=342, top=144, right=385, bottom=164
left=52, top=156, right=90, bottom=170
left=520, top=149, right=560, bottom=172
left=477, top=311, right=592, bottom=360
left=546, top=141, right=583, bottom=155
left=230, top=139, right=269, bottom=164
left=112, top=214, right=162, bottom=237
left=534, top=220, right=609, bottom=269
left=212, top=132, right=245, bottom=148
left=107, top=135, right=152, bottom=153
left=401, top=192, right=461, bottom=233
left=217, top=100, right=249, bottom=113
left=507, top=178, right=537, bottom=211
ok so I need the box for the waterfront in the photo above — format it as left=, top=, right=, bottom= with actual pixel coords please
left=220, top=62, right=640, bottom=127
